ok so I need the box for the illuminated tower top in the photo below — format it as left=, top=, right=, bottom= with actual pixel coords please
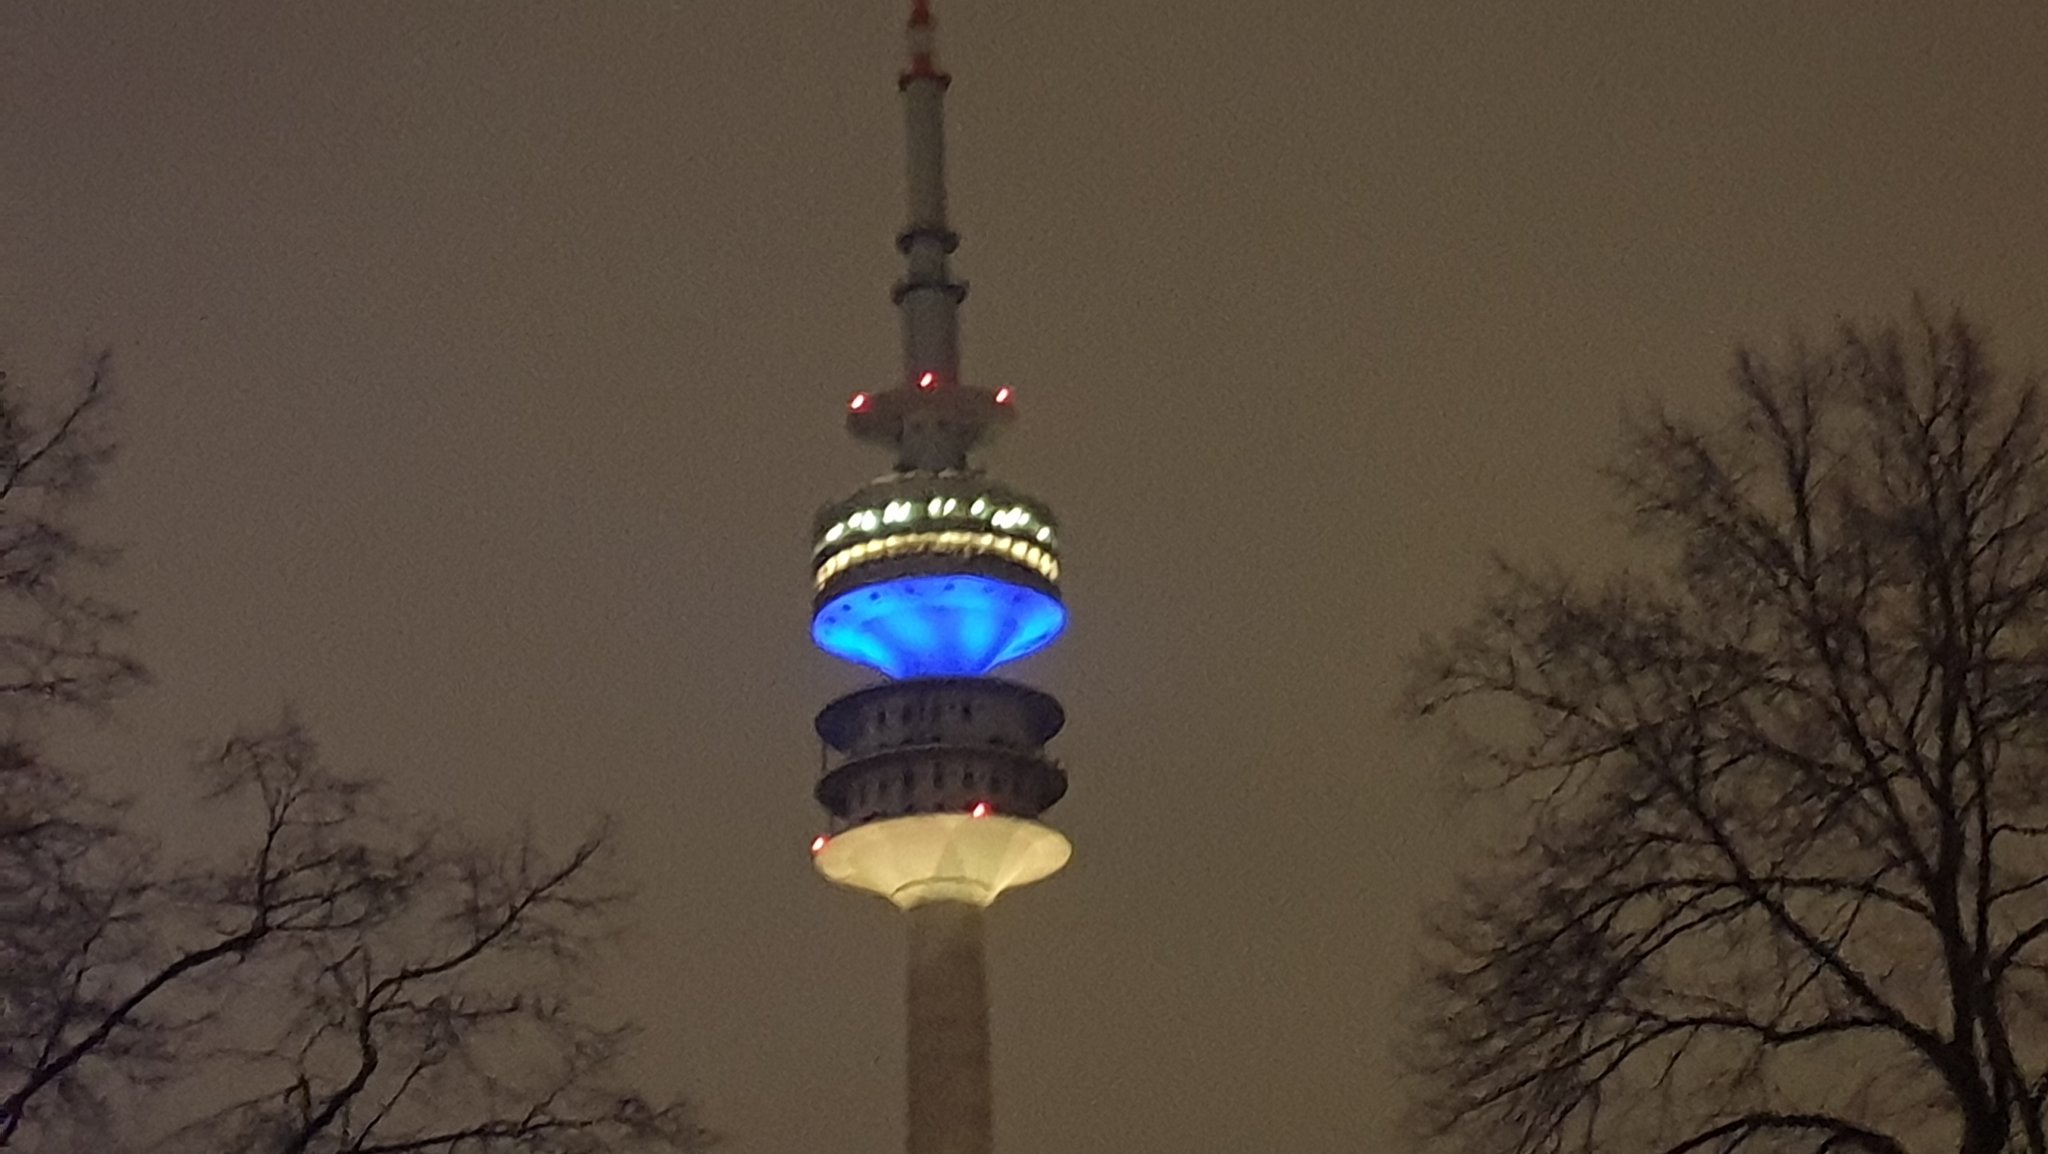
left=812, top=0, right=1064, bottom=682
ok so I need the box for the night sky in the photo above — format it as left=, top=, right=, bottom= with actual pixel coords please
left=5, top=2, right=2048, bottom=1151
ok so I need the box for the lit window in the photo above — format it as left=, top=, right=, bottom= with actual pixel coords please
left=813, top=525, right=1066, bottom=591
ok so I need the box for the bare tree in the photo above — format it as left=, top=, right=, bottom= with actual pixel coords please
left=0, top=356, right=152, bottom=1144
left=1407, top=309, right=2048, bottom=1154
left=0, top=360, right=710, bottom=1153
left=0, top=355, right=139, bottom=711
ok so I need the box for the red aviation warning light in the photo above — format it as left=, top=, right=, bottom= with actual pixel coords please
left=917, top=371, right=937, bottom=390
left=993, top=387, right=1012, bottom=405
left=849, top=392, right=870, bottom=412
left=970, top=802, right=992, bottom=818
left=810, top=835, right=830, bottom=855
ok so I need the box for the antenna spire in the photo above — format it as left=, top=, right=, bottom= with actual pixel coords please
left=903, top=0, right=944, bottom=83
left=893, top=0, right=964, bottom=412
left=845, top=0, right=1013, bottom=473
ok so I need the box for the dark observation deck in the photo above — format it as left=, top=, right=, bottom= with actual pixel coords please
left=815, top=677, right=1067, bottom=832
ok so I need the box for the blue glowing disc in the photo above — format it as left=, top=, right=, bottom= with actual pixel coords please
left=812, top=574, right=1066, bottom=678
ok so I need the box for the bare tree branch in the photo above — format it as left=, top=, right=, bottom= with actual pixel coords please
left=1408, top=308, right=2048, bottom=1154
left=0, top=357, right=713, bottom=1153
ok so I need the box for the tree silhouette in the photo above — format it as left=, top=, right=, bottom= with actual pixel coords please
left=1409, top=309, right=2048, bottom=1154
left=0, top=359, right=710, bottom=1153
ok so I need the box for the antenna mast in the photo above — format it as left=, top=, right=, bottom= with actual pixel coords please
left=895, top=0, right=966, bottom=395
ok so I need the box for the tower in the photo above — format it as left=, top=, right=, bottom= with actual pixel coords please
left=806, top=4, right=1070, bottom=1153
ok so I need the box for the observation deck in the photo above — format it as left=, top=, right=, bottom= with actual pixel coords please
left=813, top=677, right=1067, bottom=832
left=810, top=470, right=1064, bottom=679
left=810, top=677, right=1070, bottom=909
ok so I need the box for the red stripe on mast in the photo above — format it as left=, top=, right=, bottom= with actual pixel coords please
left=902, top=0, right=944, bottom=83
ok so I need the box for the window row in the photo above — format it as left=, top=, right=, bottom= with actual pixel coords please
left=834, top=760, right=1038, bottom=824
left=812, top=531, right=1061, bottom=590
left=820, top=496, right=1057, bottom=550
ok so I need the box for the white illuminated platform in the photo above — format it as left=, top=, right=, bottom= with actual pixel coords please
left=812, top=813, right=1072, bottom=909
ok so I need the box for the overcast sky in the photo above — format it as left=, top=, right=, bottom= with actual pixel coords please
left=5, top=2, right=2048, bottom=1151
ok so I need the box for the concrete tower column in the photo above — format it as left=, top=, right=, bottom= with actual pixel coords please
left=906, top=900, right=993, bottom=1154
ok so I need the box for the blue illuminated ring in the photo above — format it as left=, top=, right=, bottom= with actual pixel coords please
left=812, top=574, right=1066, bottom=679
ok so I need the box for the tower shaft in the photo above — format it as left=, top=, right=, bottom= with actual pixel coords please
left=906, top=901, right=993, bottom=1154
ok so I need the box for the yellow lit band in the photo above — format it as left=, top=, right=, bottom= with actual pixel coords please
left=819, top=496, right=1058, bottom=551
left=814, top=530, right=1061, bottom=591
